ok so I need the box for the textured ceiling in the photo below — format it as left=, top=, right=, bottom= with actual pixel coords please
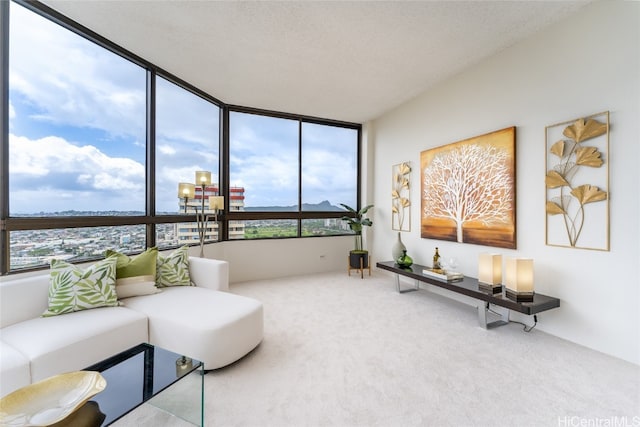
left=41, top=0, right=589, bottom=124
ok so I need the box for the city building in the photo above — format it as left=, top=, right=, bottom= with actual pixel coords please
left=177, top=186, right=245, bottom=244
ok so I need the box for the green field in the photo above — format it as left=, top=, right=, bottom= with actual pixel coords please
left=243, top=220, right=349, bottom=239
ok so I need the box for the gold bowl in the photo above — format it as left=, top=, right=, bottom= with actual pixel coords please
left=0, top=371, right=106, bottom=426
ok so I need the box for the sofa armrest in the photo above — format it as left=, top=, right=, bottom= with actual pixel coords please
left=188, top=257, right=229, bottom=292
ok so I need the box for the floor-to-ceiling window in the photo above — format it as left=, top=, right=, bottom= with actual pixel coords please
left=0, top=0, right=361, bottom=273
left=155, top=77, right=221, bottom=248
left=300, top=122, right=358, bottom=236
left=6, top=0, right=148, bottom=270
left=228, top=110, right=359, bottom=239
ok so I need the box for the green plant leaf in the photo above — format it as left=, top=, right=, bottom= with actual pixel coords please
left=358, top=204, right=374, bottom=216
left=338, top=203, right=357, bottom=214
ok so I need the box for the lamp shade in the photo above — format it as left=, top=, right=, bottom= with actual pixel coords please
left=478, top=253, right=502, bottom=285
left=195, top=171, right=211, bottom=186
left=178, top=182, right=195, bottom=199
left=209, top=196, right=224, bottom=211
left=505, top=257, right=534, bottom=294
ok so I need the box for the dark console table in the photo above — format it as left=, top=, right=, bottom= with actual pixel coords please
left=377, top=261, right=560, bottom=329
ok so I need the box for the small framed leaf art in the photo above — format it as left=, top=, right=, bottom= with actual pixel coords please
left=545, top=111, right=610, bottom=251
left=392, top=162, right=411, bottom=231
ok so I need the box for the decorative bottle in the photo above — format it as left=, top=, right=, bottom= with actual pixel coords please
left=396, top=250, right=413, bottom=268
left=433, top=247, right=441, bottom=270
left=391, top=232, right=406, bottom=261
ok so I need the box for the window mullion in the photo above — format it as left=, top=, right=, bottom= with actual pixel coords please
left=220, top=106, right=229, bottom=242
left=146, top=69, right=156, bottom=248
left=298, top=120, right=303, bottom=237
left=1, top=1, right=9, bottom=274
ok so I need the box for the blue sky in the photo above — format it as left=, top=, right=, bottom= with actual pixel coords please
left=8, top=2, right=356, bottom=214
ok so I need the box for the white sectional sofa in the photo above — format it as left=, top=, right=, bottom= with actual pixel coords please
left=0, top=256, right=263, bottom=398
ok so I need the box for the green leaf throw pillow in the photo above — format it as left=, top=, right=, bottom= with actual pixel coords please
left=156, top=246, right=191, bottom=287
left=43, top=257, right=119, bottom=317
left=105, top=247, right=160, bottom=299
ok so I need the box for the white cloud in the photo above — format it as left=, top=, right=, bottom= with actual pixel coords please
left=10, top=134, right=143, bottom=184
left=9, top=133, right=145, bottom=212
left=230, top=150, right=298, bottom=207
left=159, top=166, right=208, bottom=190
left=9, top=101, right=16, bottom=119
left=158, top=145, right=177, bottom=155
left=302, top=148, right=356, bottom=188
left=93, top=172, right=143, bottom=191
left=10, top=3, right=146, bottom=140
left=156, top=77, right=220, bottom=149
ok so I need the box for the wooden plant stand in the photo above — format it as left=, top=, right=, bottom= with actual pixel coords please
left=348, top=253, right=371, bottom=279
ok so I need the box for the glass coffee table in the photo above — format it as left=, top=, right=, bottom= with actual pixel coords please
left=84, top=343, right=204, bottom=426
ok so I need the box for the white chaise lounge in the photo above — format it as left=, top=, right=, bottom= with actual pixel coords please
left=0, top=256, right=263, bottom=397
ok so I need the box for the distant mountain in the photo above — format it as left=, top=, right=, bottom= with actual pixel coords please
left=245, top=200, right=344, bottom=212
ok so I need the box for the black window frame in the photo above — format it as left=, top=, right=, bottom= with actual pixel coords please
left=225, top=105, right=361, bottom=230
left=0, top=0, right=362, bottom=274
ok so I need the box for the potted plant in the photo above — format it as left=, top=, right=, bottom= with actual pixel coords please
left=340, top=203, right=374, bottom=269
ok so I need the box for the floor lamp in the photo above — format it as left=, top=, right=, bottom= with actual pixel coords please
left=194, top=171, right=211, bottom=258
left=209, top=195, right=225, bottom=243
left=178, top=172, right=223, bottom=258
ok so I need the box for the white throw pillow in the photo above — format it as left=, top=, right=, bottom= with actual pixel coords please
left=113, top=277, right=161, bottom=299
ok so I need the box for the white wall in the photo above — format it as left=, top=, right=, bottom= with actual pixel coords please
left=368, top=1, right=640, bottom=364
left=201, top=236, right=355, bottom=283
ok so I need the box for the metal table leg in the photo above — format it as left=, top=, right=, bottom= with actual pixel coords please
left=396, top=274, right=419, bottom=293
left=478, top=302, right=509, bottom=329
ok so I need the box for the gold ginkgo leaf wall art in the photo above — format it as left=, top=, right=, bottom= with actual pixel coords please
left=392, top=162, right=411, bottom=231
left=545, top=111, right=609, bottom=251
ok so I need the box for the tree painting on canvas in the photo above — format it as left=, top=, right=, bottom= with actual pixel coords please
left=420, top=127, right=516, bottom=249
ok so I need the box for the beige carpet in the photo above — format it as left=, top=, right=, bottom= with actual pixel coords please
left=118, top=270, right=640, bottom=426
